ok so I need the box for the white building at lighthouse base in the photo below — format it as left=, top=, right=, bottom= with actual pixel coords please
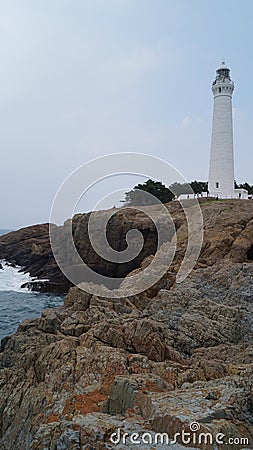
left=177, top=188, right=248, bottom=201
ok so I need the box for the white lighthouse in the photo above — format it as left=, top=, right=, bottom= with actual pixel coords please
left=208, top=62, right=247, bottom=199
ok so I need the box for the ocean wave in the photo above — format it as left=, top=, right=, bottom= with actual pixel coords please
left=0, top=261, right=41, bottom=293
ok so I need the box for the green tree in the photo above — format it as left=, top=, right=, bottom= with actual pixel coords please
left=169, top=182, right=192, bottom=196
left=168, top=181, right=208, bottom=196
left=123, top=178, right=253, bottom=207
left=122, top=179, right=174, bottom=206
left=190, top=180, right=208, bottom=194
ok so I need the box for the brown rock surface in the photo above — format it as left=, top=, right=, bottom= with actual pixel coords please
left=0, top=200, right=253, bottom=293
left=0, top=200, right=253, bottom=449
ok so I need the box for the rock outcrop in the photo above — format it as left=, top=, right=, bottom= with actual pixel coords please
left=0, top=200, right=253, bottom=449
left=0, top=224, right=69, bottom=293
left=0, top=200, right=253, bottom=294
left=0, top=272, right=252, bottom=446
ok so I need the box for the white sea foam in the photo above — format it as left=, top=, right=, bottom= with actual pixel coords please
left=0, top=261, right=37, bottom=292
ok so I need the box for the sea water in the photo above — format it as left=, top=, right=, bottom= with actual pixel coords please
left=0, top=230, right=64, bottom=341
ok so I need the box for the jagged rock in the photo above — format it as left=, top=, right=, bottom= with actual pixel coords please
left=0, top=202, right=253, bottom=448
left=0, top=200, right=252, bottom=293
left=106, top=374, right=171, bottom=415
left=21, top=280, right=68, bottom=294
left=1, top=257, right=253, bottom=448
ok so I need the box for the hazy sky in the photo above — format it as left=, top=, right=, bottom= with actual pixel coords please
left=1, top=0, right=253, bottom=228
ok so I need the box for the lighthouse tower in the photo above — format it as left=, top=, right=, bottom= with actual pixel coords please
left=208, top=62, right=236, bottom=198
left=178, top=62, right=248, bottom=201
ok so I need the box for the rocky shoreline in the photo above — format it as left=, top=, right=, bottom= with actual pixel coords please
left=0, top=200, right=253, bottom=294
left=0, top=200, right=253, bottom=449
left=0, top=223, right=70, bottom=293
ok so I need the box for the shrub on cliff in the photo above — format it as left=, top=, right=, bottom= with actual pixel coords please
left=122, top=179, right=174, bottom=206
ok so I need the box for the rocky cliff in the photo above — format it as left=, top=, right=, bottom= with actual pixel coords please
left=0, top=200, right=253, bottom=449
left=0, top=208, right=161, bottom=293
left=0, top=200, right=253, bottom=293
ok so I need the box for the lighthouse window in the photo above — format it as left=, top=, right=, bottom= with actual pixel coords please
left=216, top=182, right=219, bottom=188
left=219, top=87, right=221, bottom=93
